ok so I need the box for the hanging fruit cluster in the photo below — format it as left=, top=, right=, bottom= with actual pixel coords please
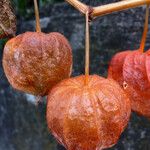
left=1, top=0, right=150, bottom=150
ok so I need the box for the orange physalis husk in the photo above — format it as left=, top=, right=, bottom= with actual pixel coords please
left=3, top=32, right=72, bottom=96
left=108, top=50, right=150, bottom=118
left=46, top=75, right=131, bottom=150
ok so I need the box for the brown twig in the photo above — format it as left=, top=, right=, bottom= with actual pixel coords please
left=65, top=0, right=88, bottom=14
left=139, top=4, right=149, bottom=52
left=34, top=0, right=41, bottom=32
left=85, top=11, right=90, bottom=85
left=65, top=0, right=150, bottom=19
left=92, top=0, right=150, bottom=18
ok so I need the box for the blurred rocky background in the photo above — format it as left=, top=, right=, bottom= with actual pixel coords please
left=1, top=0, right=150, bottom=150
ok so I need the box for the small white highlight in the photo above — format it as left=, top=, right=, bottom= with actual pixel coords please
left=25, top=93, right=36, bottom=105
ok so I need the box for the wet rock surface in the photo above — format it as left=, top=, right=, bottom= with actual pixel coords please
left=1, top=2, right=150, bottom=150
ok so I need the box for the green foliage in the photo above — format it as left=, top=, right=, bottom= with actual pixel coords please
left=12, top=0, right=27, bottom=15
left=39, top=0, right=64, bottom=6
left=12, top=0, right=63, bottom=17
left=0, top=39, right=7, bottom=50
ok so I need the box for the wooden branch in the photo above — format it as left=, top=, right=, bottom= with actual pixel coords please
left=139, top=4, right=149, bottom=52
left=65, top=0, right=88, bottom=14
left=92, top=0, right=150, bottom=18
left=65, top=0, right=150, bottom=19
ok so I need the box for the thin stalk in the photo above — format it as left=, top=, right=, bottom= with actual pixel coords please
left=85, top=11, right=90, bottom=85
left=65, top=0, right=150, bottom=19
left=65, top=0, right=88, bottom=15
left=92, top=0, right=150, bottom=18
left=139, top=5, right=149, bottom=52
left=34, top=0, right=41, bottom=32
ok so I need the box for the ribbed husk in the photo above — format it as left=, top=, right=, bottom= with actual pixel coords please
left=0, top=0, right=16, bottom=39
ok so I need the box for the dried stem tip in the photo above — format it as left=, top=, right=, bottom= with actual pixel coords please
left=34, top=0, right=41, bottom=32
left=140, top=4, right=149, bottom=53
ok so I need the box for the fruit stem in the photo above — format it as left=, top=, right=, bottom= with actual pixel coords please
left=85, top=11, right=90, bottom=85
left=66, top=0, right=150, bottom=20
left=66, top=0, right=88, bottom=15
left=139, top=4, right=149, bottom=53
left=34, top=0, right=41, bottom=32
left=92, top=0, right=150, bottom=19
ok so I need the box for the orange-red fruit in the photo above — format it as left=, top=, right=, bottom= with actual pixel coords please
left=108, top=50, right=150, bottom=118
left=46, top=75, right=131, bottom=150
left=3, top=32, right=72, bottom=96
